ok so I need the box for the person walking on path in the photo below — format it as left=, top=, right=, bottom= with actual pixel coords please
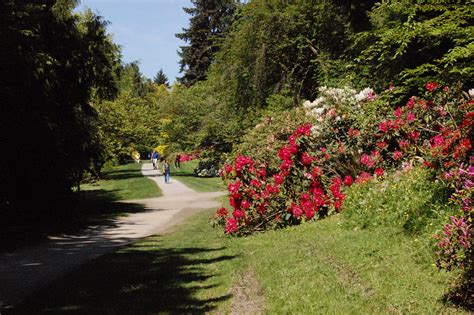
left=174, top=153, right=181, bottom=169
left=152, top=151, right=160, bottom=170
left=163, top=160, right=171, bottom=183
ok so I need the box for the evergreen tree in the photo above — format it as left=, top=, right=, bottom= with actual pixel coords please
left=176, top=0, right=237, bottom=86
left=153, top=68, right=170, bottom=87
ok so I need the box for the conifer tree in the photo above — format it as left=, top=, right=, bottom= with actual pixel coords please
left=153, top=68, right=170, bottom=87
left=176, top=0, right=237, bottom=86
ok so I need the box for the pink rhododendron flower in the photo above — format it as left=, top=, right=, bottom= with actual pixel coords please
left=343, top=175, right=353, bottom=186
left=274, top=174, right=284, bottom=185
left=289, top=134, right=297, bottom=146
left=225, top=218, right=238, bottom=234
left=234, top=155, right=254, bottom=172
left=305, top=209, right=315, bottom=219
left=361, top=154, right=375, bottom=168
left=394, top=107, right=403, bottom=118
left=377, top=141, right=387, bottom=149
left=334, top=200, right=343, bottom=210
left=374, top=168, right=385, bottom=177
left=241, top=200, right=251, bottom=210
left=301, top=152, right=312, bottom=165
left=406, top=97, right=415, bottom=109
left=367, top=91, right=376, bottom=101
left=232, top=209, right=245, bottom=219
left=280, top=160, right=292, bottom=172
left=290, top=204, right=303, bottom=218
left=295, top=123, right=312, bottom=136
left=425, top=82, right=439, bottom=92
left=216, top=207, right=228, bottom=217
left=224, top=164, right=233, bottom=174
left=278, top=146, right=293, bottom=161
left=250, top=179, right=261, bottom=188
left=228, top=180, right=241, bottom=197
left=408, top=131, right=420, bottom=141
left=393, top=150, right=403, bottom=160
left=379, top=120, right=392, bottom=133
left=348, top=127, right=360, bottom=138
left=399, top=140, right=409, bottom=150
left=406, top=112, right=416, bottom=122
left=393, top=118, right=404, bottom=129
left=311, top=166, right=322, bottom=177
left=430, top=135, right=446, bottom=148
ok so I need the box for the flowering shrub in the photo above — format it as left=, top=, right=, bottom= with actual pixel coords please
left=433, top=164, right=473, bottom=271
left=179, top=153, right=198, bottom=162
left=213, top=83, right=473, bottom=238
left=433, top=215, right=471, bottom=271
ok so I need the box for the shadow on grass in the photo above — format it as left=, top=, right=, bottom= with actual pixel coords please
left=0, top=189, right=147, bottom=254
left=14, top=239, right=234, bottom=313
left=103, top=169, right=145, bottom=181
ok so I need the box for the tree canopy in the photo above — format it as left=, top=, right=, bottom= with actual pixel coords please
left=0, top=1, right=119, bottom=215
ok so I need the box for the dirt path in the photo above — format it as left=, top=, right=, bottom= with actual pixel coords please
left=0, top=163, right=225, bottom=309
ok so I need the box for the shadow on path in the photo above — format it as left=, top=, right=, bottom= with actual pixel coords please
left=12, top=236, right=235, bottom=313
left=0, top=189, right=147, bottom=254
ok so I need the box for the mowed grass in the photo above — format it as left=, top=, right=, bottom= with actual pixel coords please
left=17, top=201, right=466, bottom=313
left=170, top=159, right=225, bottom=192
left=82, top=162, right=162, bottom=200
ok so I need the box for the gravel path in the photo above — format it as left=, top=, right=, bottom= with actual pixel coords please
left=0, top=163, right=225, bottom=309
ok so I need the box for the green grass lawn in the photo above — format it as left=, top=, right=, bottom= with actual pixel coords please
left=170, top=159, right=225, bottom=192
left=82, top=162, right=162, bottom=200
left=17, top=199, right=467, bottom=313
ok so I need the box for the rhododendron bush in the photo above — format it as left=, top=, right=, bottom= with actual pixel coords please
left=213, top=83, right=473, bottom=252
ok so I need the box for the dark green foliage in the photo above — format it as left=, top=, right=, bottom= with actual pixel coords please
left=176, top=0, right=237, bottom=86
left=353, top=1, right=474, bottom=92
left=0, top=1, right=118, bottom=216
left=153, top=68, right=170, bottom=87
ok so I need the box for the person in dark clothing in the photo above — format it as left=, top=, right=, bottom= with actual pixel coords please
left=174, top=154, right=181, bottom=169
left=163, top=160, right=171, bottom=183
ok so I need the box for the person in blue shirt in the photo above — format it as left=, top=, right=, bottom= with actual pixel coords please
left=152, top=151, right=160, bottom=170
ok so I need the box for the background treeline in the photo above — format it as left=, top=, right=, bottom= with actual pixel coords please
left=170, top=0, right=473, bottom=166
left=1, top=0, right=472, bottom=219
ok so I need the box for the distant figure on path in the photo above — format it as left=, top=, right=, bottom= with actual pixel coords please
left=163, top=160, right=171, bottom=183
left=175, top=153, right=181, bottom=169
left=152, top=151, right=160, bottom=170
left=133, top=152, right=140, bottom=163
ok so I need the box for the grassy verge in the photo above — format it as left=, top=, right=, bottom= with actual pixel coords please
left=170, top=160, right=225, bottom=192
left=82, top=162, right=162, bottom=200
left=17, top=202, right=466, bottom=313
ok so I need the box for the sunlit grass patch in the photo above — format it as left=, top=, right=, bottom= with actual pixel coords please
left=82, top=163, right=162, bottom=200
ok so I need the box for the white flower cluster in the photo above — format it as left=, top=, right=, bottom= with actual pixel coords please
left=304, top=86, right=376, bottom=136
left=355, top=87, right=376, bottom=102
left=469, top=88, right=474, bottom=98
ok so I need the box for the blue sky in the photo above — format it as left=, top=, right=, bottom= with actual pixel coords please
left=77, top=0, right=192, bottom=83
